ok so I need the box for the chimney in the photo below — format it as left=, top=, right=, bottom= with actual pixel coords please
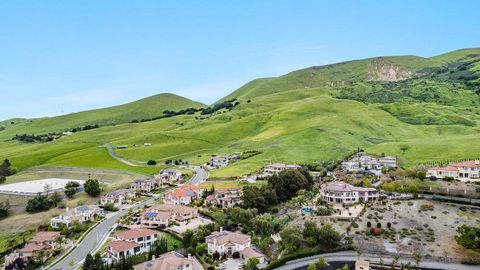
left=188, top=253, right=192, bottom=260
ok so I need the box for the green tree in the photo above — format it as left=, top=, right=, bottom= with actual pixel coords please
left=241, top=185, right=278, bottom=213
left=280, top=225, right=303, bottom=254
left=413, top=252, right=422, bottom=269
left=251, top=213, right=282, bottom=236
left=0, top=200, right=10, bottom=219
left=84, top=179, right=101, bottom=197
left=65, top=187, right=77, bottom=199
left=50, top=191, right=63, bottom=207
left=318, top=256, right=328, bottom=270
left=317, top=224, right=341, bottom=249
left=104, top=202, right=118, bottom=211
left=245, top=257, right=260, bottom=270
left=26, top=194, right=53, bottom=213
left=195, top=243, right=207, bottom=256
left=337, top=264, right=349, bottom=270
left=83, top=253, right=94, bottom=270
left=307, top=262, right=317, bottom=270
left=0, top=175, right=6, bottom=184
left=268, top=169, right=313, bottom=202
left=455, top=225, right=480, bottom=249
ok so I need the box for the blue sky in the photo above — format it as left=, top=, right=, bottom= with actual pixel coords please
left=1, top=1, right=479, bottom=120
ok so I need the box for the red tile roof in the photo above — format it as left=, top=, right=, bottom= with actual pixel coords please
left=109, top=240, right=140, bottom=253
left=30, top=231, right=61, bottom=243
left=116, top=229, right=157, bottom=240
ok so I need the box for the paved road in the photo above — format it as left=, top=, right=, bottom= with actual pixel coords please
left=189, top=166, right=208, bottom=184
left=274, top=251, right=479, bottom=270
left=47, top=167, right=207, bottom=269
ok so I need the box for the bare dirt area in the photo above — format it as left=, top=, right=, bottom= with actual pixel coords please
left=352, top=199, right=480, bottom=259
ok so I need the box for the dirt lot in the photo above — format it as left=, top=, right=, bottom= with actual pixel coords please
left=352, top=199, right=480, bottom=259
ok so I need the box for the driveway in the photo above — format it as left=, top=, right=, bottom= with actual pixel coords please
left=189, top=166, right=208, bottom=184
left=169, top=217, right=213, bottom=234
left=224, top=258, right=242, bottom=270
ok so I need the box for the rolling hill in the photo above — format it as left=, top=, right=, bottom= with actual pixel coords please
left=1, top=48, right=479, bottom=178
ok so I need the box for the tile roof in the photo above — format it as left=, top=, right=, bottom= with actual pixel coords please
left=18, top=242, right=51, bottom=253
left=240, top=246, right=265, bottom=259
left=109, top=240, right=140, bottom=253
left=205, top=231, right=250, bottom=245
left=116, top=229, right=157, bottom=240
left=133, top=252, right=192, bottom=270
left=321, top=181, right=376, bottom=192
left=30, top=231, right=61, bottom=243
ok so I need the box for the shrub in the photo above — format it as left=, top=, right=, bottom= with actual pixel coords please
left=232, top=251, right=240, bottom=259
left=366, top=221, right=372, bottom=228
left=377, top=222, right=382, bottom=229
left=147, top=160, right=157, bottom=166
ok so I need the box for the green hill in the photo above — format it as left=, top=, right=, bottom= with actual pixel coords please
left=0, top=93, right=205, bottom=137
left=1, top=48, right=479, bottom=178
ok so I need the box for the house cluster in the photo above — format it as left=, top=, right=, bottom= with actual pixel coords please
left=427, top=160, right=480, bottom=182
left=131, top=169, right=183, bottom=193
left=208, top=155, right=229, bottom=168
left=107, top=228, right=157, bottom=261
left=341, top=152, right=397, bottom=175
left=320, top=181, right=379, bottom=205
left=263, top=163, right=301, bottom=176
left=50, top=205, right=104, bottom=229
left=205, top=187, right=243, bottom=208
left=15, top=231, right=62, bottom=262
left=165, top=184, right=204, bottom=205
left=140, top=204, right=199, bottom=228
left=100, top=189, right=136, bottom=208
left=206, top=228, right=267, bottom=265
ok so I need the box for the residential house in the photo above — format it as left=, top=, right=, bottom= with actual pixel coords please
left=131, top=178, right=157, bottom=193
left=205, top=229, right=266, bottom=264
left=155, top=169, right=183, bottom=186
left=356, top=260, right=370, bottom=270
left=165, top=185, right=203, bottom=205
left=205, top=188, right=243, bottom=208
left=320, top=181, right=379, bottom=205
left=427, top=160, right=480, bottom=182
left=50, top=205, right=104, bottom=229
left=209, top=156, right=229, bottom=168
left=134, top=252, right=201, bottom=270
left=17, top=231, right=62, bottom=261
left=341, top=152, right=397, bottom=174
left=140, top=204, right=198, bottom=227
left=100, top=189, right=136, bottom=208
left=263, top=163, right=300, bottom=176
left=108, top=228, right=157, bottom=261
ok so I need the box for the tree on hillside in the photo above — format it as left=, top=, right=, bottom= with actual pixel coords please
left=84, top=179, right=101, bottom=197
left=50, top=191, right=63, bottom=207
left=280, top=225, right=303, bottom=254
left=0, top=200, right=10, bottom=220
left=65, top=187, right=77, bottom=199
left=317, top=224, right=342, bottom=249
left=268, top=169, right=313, bottom=202
left=251, top=213, right=282, bottom=236
left=26, top=194, right=53, bottom=213
left=241, top=185, right=278, bottom=213
left=0, top=159, right=14, bottom=177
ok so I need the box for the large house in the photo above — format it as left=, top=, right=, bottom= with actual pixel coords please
left=320, top=181, right=379, bottom=205
left=17, top=231, right=62, bottom=261
left=154, top=169, right=183, bottom=186
left=263, top=163, right=301, bottom=176
left=108, top=228, right=157, bottom=261
left=140, top=204, right=198, bottom=227
left=50, top=205, right=104, bottom=229
left=165, top=185, right=203, bottom=205
left=134, top=252, right=201, bottom=270
left=100, top=189, right=136, bottom=208
left=427, top=160, right=480, bottom=182
left=205, top=229, right=266, bottom=264
left=342, top=152, right=397, bottom=174
left=205, top=188, right=243, bottom=208
left=131, top=178, right=157, bottom=193
left=209, top=156, right=229, bottom=168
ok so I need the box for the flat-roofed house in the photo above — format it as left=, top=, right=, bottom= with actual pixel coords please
left=320, top=181, right=378, bottom=205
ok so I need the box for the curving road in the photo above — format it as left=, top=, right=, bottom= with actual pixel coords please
left=274, top=251, right=479, bottom=270
left=47, top=167, right=207, bottom=270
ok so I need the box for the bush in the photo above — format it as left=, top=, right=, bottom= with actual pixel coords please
left=232, top=251, right=240, bottom=259
left=366, top=221, right=372, bottom=228
left=147, top=160, right=157, bottom=166
left=377, top=222, right=382, bottom=229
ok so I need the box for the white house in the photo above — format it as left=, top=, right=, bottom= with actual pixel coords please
left=209, top=156, right=229, bottom=168
left=115, top=228, right=158, bottom=252
left=341, top=152, right=397, bottom=174
left=427, top=160, right=480, bottom=182
left=154, top=169, right=183, bottom=186
left=50, top=205, right=104, bottom=229
left=205, top=229, right=266, bottom=264
left=100, top=189, right=136, bottom=208
left=320, top=181, right=378, bottom=205
left=108, top=241, right=141, bottom=261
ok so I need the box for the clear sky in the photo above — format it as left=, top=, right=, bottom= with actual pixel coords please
left=1, top=0, right=479, bottom=120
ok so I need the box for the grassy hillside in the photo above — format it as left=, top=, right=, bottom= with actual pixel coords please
left=0, top=93, right=204, bottom=137
left=0, top=48, right=479, bottom=179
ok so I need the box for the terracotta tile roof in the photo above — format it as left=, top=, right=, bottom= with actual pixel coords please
left=116, top=229, right=157, bottom=240
left=30, top=231, right=61, bottom=243
left=451, top=160, right=480, bottom=168
left=109, top=240, right=140, bottom=253
left=240, top=246, right=265, bottom=259
left=149, top=204, right=197, bottom=215
left=133, top=252, right=192, bottom=270
left=205, top=231, right=250, bottom=245
left=18, top=242, right=51, bottom=253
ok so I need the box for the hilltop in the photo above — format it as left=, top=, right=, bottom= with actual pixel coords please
left=1, top=48, right=479, bottom=177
